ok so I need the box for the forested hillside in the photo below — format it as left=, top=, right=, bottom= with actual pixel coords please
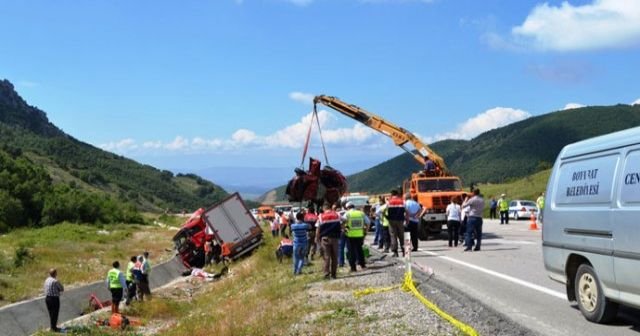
left=347, top=104, right=640, bottom=192
left=261, top=104, right=640, bottom=201
left=0, top=79, right=227, bottom=231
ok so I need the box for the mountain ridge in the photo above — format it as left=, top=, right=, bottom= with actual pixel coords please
left=0, top=79, right=228, bottom=230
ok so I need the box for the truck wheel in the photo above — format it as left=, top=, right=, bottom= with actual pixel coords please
left=418, top=220, right=430, bottom=240
left=574, top=264, right=618, bottom=323
left=514, top=212, right=519, bottom=220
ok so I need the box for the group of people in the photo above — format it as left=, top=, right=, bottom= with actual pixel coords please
left=371, top=190, right=424, bottom=257
left=445, top=189, right=485, bottom=251
left=43, top=252, right=153, bottom=332
left=272, top=200, right=371, bottom=279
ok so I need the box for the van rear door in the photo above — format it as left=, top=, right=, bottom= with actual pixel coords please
left=613, top=148, right=640, bottom=306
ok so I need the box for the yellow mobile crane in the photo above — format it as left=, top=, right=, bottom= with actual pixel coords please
left=314, top=95, right=466, bottom=239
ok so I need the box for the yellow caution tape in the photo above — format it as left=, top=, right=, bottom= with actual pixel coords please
left=401, top=271, right=479, bottom=336
left=353, top=285, right=400, bottom=299
left=352, top=270, right=479, bottom=336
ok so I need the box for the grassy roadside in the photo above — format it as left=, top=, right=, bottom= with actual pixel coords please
left=0, top=216, right=179, bottom=306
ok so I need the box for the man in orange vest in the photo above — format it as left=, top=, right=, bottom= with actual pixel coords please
left=385, top=189, right=406, bottom=258
left=315, top=203, right=343, bottom=279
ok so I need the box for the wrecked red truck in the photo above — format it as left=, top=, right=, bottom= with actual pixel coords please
left=173, top=193, right=263, bottom=268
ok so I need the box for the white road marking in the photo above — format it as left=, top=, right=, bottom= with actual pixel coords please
left=421, top=250, right=567, bottom=300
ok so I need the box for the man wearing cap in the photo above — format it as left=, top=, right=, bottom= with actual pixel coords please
left=498, top=194, right=509, bottom=224
left=342, top=202, right=370, bottom=272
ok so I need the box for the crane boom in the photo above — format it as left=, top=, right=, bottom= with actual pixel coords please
left=313, top=95, right=448, bottom=172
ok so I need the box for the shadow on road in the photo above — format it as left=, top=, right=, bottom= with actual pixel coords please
left=569, top=303, right=640, bottom=332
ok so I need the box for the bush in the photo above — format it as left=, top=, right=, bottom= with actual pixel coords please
left=13, top=245, right=33, bottom=268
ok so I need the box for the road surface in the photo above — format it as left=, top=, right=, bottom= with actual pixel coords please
left=371, top=218, right=640, bottom=336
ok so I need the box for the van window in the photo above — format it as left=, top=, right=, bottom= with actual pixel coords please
left=554, top=154, right=618, bottom=206
left=620, top=150, right=640, bottom=205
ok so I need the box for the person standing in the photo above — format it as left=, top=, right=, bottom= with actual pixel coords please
left=142, top=252, right=154, bottom=298
left=342, top=202, right=370, bottom=272
left=304, top=206, right=319, bottom=263
left=536, top=192, right=545, bottom=223
left=498, top=194, right=509, bottom=224
left=269, top=218, right=278, bottom=237
left=386, top=190, right=406, bottom=258
left=106, top=261, right=127, bottom=314
left=463, top=189, right=485, bottom=251
left=133, top=256, right=143, bottom=300
left=372, top=197, right=383, bottom=246
left=204, top=239, right=214, bottom=266
left=377, top=198, right=390, bottom=252
left=291, top=212, right=309, bottom=275
left=335, top=205, right=348, bottom=268
left=43, top=268, right=64, bottom=332
left=279, top=211, right=290, bottom=237
left=489, top=197, right=497, bottom=219
left=404, top=195, right=422, bottom=252
left=125, top=256, right=137, bottom=305
left=446, top=197, right=462, bottom=247
left=316, top=203, right=342, bottom=279
left=459, top=193, right=468, bottom=245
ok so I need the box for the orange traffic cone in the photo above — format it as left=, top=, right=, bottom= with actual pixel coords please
left=529, top=211, right=539, bottom=230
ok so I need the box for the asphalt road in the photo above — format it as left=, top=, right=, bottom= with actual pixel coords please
left=369, top=218, right=640, bottom=336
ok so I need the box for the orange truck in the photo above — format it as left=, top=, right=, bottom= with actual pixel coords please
left=314, top=95, right=465, bottom=239
left=256, top=205, right=275, bottom=221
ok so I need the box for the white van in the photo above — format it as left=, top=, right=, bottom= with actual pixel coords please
left=543, top=126, right=640, bottom=323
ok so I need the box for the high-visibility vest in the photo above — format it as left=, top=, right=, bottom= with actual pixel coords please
left=108, top=268, right=123, bottom=289
left=498, top=199, right=509, bottom=211
left=125, top=262, right=134, bottom=282
left=345, top=210, right=366, bottom=238
left=537, top=196, right=545, bottom=210
left=379, top=204, right=390, bottom=227
left=221, top=243, right=231, bottom=257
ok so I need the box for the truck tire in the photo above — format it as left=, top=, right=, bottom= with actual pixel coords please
left=574, top=264, right=618, bottom=323
left=418, top=220, right=430, bottom=241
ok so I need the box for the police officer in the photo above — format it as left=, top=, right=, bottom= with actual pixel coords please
left=342, top=202, right=370, bottom=272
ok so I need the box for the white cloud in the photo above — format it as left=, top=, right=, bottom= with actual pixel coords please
left=632, top=98, right=640, bottom=105
left=99, top=138, right=138, bottom=152
left=425, top=107, right=531, bottom=142
left=164, top=136, right=189, bottom=151
left=100, top=110, right=379, bottom=155
left=289, top=91, right=315, bottom=105
left=563, top=103, right=586, bottom=110
left=512, top=0, right=640, bottom=51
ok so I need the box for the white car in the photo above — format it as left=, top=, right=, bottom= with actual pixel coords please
left=508, top=200, right=538, bottom=220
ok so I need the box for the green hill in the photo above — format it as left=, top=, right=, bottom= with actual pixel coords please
left=262, top=104, right=640, bottom=201
left=346, top=104, right=640, bottom=193
left=0, top=79, right=227, bottom=231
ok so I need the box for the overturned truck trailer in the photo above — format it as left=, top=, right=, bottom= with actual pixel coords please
left=173, top=193, right=263, bottom=268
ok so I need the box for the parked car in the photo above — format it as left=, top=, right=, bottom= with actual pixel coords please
left=508, top=200, right=538, bottom=220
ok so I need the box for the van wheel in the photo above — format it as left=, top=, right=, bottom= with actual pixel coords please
left=514, top=212, right=519, bottom=220
left=575, top=264, right=618, bottom=323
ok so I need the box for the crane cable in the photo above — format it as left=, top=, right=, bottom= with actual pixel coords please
left=300, top=104, right=331, bottom=168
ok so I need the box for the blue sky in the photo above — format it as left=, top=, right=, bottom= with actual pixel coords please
left=1, top=0, right=640, bottom=186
